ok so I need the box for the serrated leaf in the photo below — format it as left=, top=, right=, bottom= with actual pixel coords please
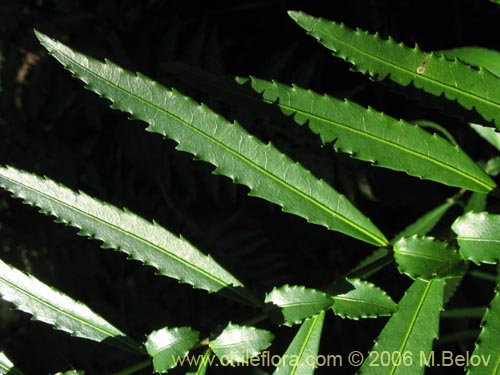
left=452, top=212, right=500, bottom=264
left=244, top=77, right=495, bottom=193
left=209, top=323, right=274, bottom=365
left=0, top=165, right=258, bottom=306
left=0, top=352, right=23, bottom=375
left=264, top=285, right=333, bottom=326
left=186, top=349, right=211, bottom=375
left=0, top=257, right=132, bottom=347
left=145, top=326, right=199, bottom=374
left=347, top=200, right=453, bottom=280
left=35, top=30, right=388, bottom=247
left=470, top=123, right=500, bottom=152
left=358, top=279, right=445, bottom=375
left=272, top=312, right=325, bottom=375
left=394, top=236, right=467, bottom=280
left=467, top=282, right=500, bottom=374
left=331, top=278, right=396, bottom=319
left=443, top=47, right=500, bottom=78
left=289, top=11, right=500, bottom=128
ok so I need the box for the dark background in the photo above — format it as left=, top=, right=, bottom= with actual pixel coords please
left=0, top=0, right=499, bottom=374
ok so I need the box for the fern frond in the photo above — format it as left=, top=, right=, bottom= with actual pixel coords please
left=289, top=11, right=500, bottom=128
left=245, top=77, right=495, bottom=193
left=467, top=282, right=500, bottom=374
left=0, top=257, right=134, bottom=348
left=0, top=166, right=259, bottom=306
left=35, top=31, right=388, bottom=247
left=358, top=279, right=445, bottom=375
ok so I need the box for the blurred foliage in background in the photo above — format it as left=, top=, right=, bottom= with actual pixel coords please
left=0, top=0, right=498, bottom=373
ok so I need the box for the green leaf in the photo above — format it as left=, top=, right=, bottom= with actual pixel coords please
left=470, top=123, right=500, bottom=152
left=0, top=165, right=258, bottom=306
left=209, top=323, right=274, bottom=365
left=0, top=257, right=131, bottom=346
left=331, top=278, right=397, bottom=319
left=186, top=349, right=211, bottom=375
left=443, top=47, right=500, bottom=77
left=452, top=212, right=500, bottom=264
left=393, top=236, right=467, bottom=280
left=273, top=312, right=325, bottom=375
left=392, top=201, right=454, bottom=242
left=485, top=157, right=500, bottom=176
left=289, top=11, right=500, bottom=128
left=358, top=279, right=445, bottom=375
left=0, top=352, right=23, bottom=375
left=467, top=282, right=500, bottom=374
left=145, top=326, right=199, bottom=374
left=465, top=192, right=488, bottom=213
left=245, top=77, right=495, bottom=193
left=264, top=285, right=334, bottom=326
left=53, top=372, right=84, bottom=375
left=347, top=200, right=453, bottom=279
left=35, top=30, right=388, bottom=247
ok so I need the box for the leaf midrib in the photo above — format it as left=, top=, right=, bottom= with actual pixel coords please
left=333, top=295, right=393, bottom=310
left=389, top=281, right=434, bottom=375
left=286, top=313, right=321, bottom=375
left=395, top=248, right=458, bottom=263
left=46, top=40, right=387, bottom=247
left=312, top=17, right=500, bottom=113
left=0, top=272, right=116, bottom=339
left=0, top=173, right=250, bottom=304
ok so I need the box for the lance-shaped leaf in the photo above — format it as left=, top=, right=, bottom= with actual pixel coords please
left=444, top=47, right=500, bottom=78
left=186, top=349, right=211, bottom=375
left=358, top=279, right=445, bottom=375
left=0, top=352, right=23, bottom=375
left=0, top=257, right=132, bottom=347
left=209, top=323, right=274, bottom=365
left=244, top=77, right=495, bottom=193
left=273, top=312, right=325, bottom=375
left=392, top=201, right=454, bottom=242
left=264, top=285, right=333, bottom=326
left=289, top=11, right=500, bottom=128
left=394, top=236, right=467, bottom=280
left=145, top=326, right=199, bottom=374
left=452, top=212, right=500, bottom=264
left=467, top=283, right=500, bottom=375
left=35, top=31, right=388, bottom=247
left=0, top=165, right=258, bottom=306
left=347, top=200, right=454, bottom=279
left=331, top=278, right=397, bottom=319
left=470, top=123, right=500, bottom=152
